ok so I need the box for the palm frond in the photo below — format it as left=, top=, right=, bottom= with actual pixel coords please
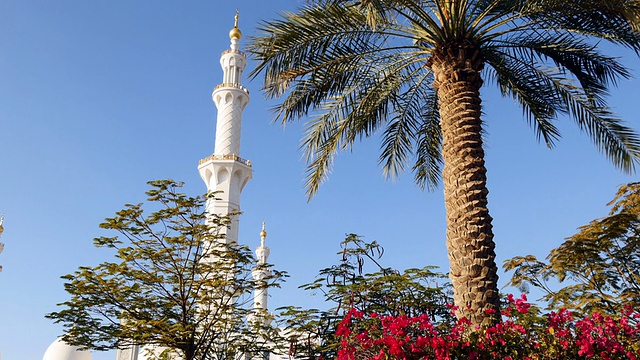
left=412, top=93, right=442, bottom=191
left=484, top=48, right=562, bottom=146
left=523, top=0, right=640, bottom=51
left=559, top=86, right=640, bottom=173
left=379, top=66, right=436, bottom=180
left=484, top=28, right=633, bottom=152
left=507, top=32, right=630, bottom=104
left=250, top=0, right=640, bottom=198
left=249, top=3, right=418, bottom=123
left=300, top=49, right=430, bottom=198
left=485, top=44, right=640, bottom=172
left=249, top=3, right=387, bottom=97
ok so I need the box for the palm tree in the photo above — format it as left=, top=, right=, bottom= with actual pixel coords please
left=248, top=0, right=640, bottom=326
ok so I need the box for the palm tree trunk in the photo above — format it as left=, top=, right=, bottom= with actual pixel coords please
left=432, top=53, right=501, bottom=327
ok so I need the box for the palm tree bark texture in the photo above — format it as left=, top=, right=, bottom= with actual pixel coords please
left=431, top=45, right=499, bottom=326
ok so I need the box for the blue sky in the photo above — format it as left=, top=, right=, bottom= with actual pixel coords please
left=1, top=1, right=638, bottom=359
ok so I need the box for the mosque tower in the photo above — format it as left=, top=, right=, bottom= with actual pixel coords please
left=198, top=11, right=252, bottom=244
left=249, top=222, right=272, bottom=325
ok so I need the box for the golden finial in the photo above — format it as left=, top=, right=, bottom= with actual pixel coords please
left=260, top=220, right=267, bottom=240
left=0, top=214, right=4, bottom=234
left=229, top=9, right=242, bottom=40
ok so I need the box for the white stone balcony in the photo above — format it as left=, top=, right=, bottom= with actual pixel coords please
left=199, top=154, right=251, bottom=167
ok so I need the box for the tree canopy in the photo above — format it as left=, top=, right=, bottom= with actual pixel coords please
left=504, top=182, right=640, bottom=318
left=46, top=180, right=286, bottom=360
left=278, top=235, right=453, bottom=360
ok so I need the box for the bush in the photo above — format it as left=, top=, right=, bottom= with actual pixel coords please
left=336, top=294, right=640, bottom=360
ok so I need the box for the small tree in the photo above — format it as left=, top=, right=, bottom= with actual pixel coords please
left=46, top=180, right=286, bottom=360
left=504, top=182, right=640, bottom=318
left=278, top=235, right=453, bottom=360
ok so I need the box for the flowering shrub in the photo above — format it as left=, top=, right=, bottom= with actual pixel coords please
left=336, top=295, right=640, bottom=360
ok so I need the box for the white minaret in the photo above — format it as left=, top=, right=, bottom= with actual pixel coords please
left=254, top=222, right=271, bottom=309
left=115, top=344, right=139, bottom=360
left=249, top=221, right=272, bottom=325
left=115, top=316, right=139, bottom=360
left=198, top=11, right=252, bottom=244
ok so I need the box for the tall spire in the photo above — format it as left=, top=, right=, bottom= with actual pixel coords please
left=259, top=220, right=267, bottom=247
left=198, top=12, right=252, bottom=244
left=251, top=222, right=272, bottom=324
left=229, top=9, right=242, bottom=44
left=256, top=221, right=270, bottom=265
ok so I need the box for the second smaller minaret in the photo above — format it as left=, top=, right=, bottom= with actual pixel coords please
left=250, top=221, right=271, bottom=324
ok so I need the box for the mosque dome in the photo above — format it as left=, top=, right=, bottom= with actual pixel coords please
left=43, top=337, right=92, bottom=360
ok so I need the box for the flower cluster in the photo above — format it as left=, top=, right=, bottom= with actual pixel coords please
left=336, top=295, right=640, bottom=360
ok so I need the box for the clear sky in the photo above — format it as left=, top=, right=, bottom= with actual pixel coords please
left=1, top=1, right=638, bottom=359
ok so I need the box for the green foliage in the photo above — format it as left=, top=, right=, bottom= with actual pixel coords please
left=277, top=234, right=453, bottom=359
left=504, top=182, right=640, bottom=318
left=249, top=0, right=640, bottom=197
left=46, top=180, right=286, bottom=360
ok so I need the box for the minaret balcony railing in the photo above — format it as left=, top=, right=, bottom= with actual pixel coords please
left=199, top=154, right=252, bottom=167
left=214, top=83, right=250, bottom=94
left=221, top=49, right=246, bottom=57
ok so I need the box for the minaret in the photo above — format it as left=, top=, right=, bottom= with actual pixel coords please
left=115, top=343, right=139, bottom=360
left=198, top=11, right=252, bottom=244
left=250, top=221, right=272, bottom=324
left=115, top=315, right=139, bottom=360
